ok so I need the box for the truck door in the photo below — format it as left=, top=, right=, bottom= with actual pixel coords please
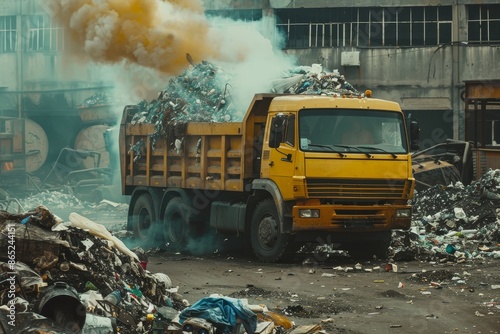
left=264, top=114, right=297, bottom=199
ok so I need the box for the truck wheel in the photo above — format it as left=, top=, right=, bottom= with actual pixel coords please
left=163, top=197, right=188, bottom=252
left=131, top=193, right=158, bottom=246
left=250, top=199, right=290, bottom=263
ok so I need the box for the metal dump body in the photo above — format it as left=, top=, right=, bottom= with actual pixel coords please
left=121, top=120, right=247, bottom=192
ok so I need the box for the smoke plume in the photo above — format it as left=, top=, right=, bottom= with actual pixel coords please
left=54, top=0, right=218, bottom=76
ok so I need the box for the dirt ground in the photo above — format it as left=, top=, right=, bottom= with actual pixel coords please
left=146, top=248, right=500, bottom=334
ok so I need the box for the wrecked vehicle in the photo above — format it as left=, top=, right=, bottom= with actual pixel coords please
left=0, top=92, right=121, bottom=207
left=120, top=61, right=419, bottom=263
left=412, top=139, right=474, bottom=192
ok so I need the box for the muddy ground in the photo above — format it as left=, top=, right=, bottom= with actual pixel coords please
left=143, top=246, right=500, bottom=334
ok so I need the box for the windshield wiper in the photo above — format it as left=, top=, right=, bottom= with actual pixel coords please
left=358, top=146, right=398, bottom=158
left=332, top=144, right=372, bottom=158
left=306, top=144, right=346, bottom=157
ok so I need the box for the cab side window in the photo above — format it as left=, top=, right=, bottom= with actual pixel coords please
left=285, top=115, right=295, bottom=146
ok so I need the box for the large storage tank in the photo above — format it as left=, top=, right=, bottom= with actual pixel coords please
left=73, top=124, right=111, bottom=169
left=24, top=118, right=49, bottom=173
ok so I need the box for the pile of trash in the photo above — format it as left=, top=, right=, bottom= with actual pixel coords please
left=391, top=169, right=500, bottom=262
left=129, top=57, right=235, bottom=126
left=0, top=206, right=182, bottom=333
left=123, top=60, right=360, bottom=158
left=0, top=204, right=306, bottom=333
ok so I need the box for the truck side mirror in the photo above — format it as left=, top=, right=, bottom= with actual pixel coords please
left=269, top=114, right=287, bottom=148
left=410, top=120, right=420, bottom=151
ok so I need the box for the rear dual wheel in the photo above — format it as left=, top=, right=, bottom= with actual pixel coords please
left=131, top=193, right=160, bottom=247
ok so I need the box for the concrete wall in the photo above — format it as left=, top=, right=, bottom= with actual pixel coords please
left=285, top=45, right=498, bottom=98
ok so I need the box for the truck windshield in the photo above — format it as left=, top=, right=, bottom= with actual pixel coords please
left=299, top=109, right=408, bottom=154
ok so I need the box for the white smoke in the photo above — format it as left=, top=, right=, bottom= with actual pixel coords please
left=207, top=16, right=297, bottom=110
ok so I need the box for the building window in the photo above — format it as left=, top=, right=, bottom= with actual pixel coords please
left=275, top=6, right=452, bottom=48
left=27, top=16, right=64, bottom=52
left=0, top=16, right=16, bottom=53
left=468, top=4, right=500, bottom=44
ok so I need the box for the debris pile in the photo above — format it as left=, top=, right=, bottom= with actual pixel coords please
left=0, top=205, right=303, bottom=333
left=126, top=61, right=359, bottom=134
left=129, top=58, right=235, bottom=127
left=271, top=64, right=359, bottom=96
left=12, top=190, right=86, bottom=213
left=122, top=60, right=361, bottom=160
left=391, top=169, right=500, bottom=262
left=0, top=208, right=180, bottom=333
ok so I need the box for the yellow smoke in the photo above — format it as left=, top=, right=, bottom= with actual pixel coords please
left=55, top=0, right=218, bottom=75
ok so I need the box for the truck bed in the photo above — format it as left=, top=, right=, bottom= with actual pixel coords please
left=122, top=121, right=248, bottom=192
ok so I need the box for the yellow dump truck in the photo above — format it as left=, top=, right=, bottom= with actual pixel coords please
left=120, top=93, right=418, bottom=262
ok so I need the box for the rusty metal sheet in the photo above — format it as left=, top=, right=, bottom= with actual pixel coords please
left=464, top=80, right=500, bottom=100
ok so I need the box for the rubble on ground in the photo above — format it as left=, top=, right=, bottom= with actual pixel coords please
left=0, top=208, right=181, bottom=333
left=391, top=168, right=500, bottom=262
left=7, top=190, right=86, bottom=213
left=0, top=205, right=302, bottom=333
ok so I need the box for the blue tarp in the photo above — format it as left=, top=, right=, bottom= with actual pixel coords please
left=179, top=296, right=257, bottom=334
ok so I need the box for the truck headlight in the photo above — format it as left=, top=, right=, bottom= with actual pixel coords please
left=396, top=209, right=411, bottom=218
left=299, top=209, right=320, bottom=218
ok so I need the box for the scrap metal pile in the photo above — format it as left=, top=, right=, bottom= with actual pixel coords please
left=391, top=169, right=500, bottom=262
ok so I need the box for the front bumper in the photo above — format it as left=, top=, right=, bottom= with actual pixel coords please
left=292, top=204, right=411, bottom=232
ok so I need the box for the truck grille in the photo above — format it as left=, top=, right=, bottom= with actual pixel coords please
left=306, top=178, right=407, bottom=199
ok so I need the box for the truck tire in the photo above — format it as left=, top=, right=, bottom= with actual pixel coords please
left=163, top=197, right=189, bottom=252
left=131, top=193, right=158, bottom=247
left=250, top=199, right=290, bottom=263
